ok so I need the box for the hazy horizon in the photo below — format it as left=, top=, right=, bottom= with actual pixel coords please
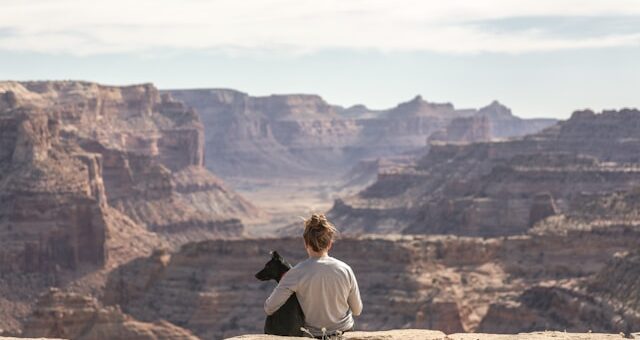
left=2, top=0, right=639, bottom=119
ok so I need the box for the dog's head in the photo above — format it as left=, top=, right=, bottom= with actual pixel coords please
left=255, top=251, right=293, bottom=282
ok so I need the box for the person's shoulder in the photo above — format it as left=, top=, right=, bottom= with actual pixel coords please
left=284, top=260, right=311, bottom=280
left=291, top=257, right=315, bottom=271
left=327, top=256, right=354, bottom=271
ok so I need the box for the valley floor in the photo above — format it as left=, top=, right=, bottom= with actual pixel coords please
left=229, top=177, right=347, bottom=237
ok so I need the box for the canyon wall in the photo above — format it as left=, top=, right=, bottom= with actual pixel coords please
left=0, top=81, right=261, bottom=333
left=0, top=81, right=260, bottom=243
left=2, top=80, right=634, bottom=340
left=0, top=109, right=108, bottom=273
left=20, top=288, right=198, bottom=340
left=166, top=90, right=556, bottom=181
left=101, top=208, right=640, bottom=339
left=329, top=109, right=640, bottom=236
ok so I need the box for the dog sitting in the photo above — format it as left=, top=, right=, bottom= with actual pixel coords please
left=255, top=251, right=305, bottom=336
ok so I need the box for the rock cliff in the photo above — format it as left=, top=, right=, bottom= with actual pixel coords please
left=476, top=101, right=556, bottom=140
left=166, top=90, right=556, bottom=181
left=329, top=109, right=640, bottom=236
left=478, top=251, right=640, bottom=335
left=0, top=81, right=260, bottom=333
left=0, top=109, right=108, bottom=273
left=428, top=115, right=492, bottom=143
left=101, top=211, right=639, bottom=339
left=19, top=288, right=198, bottom=340
left=0, top=81, right=260, bottom=243
left=226, top=330, right=638, bottom=340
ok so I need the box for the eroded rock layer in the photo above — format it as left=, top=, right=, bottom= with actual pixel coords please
left=330, top=109, right=640, bottom=236
left=226, top=330, right=638, bottom=340
left=102, top=214, right=640, bottom=339
left=20, top=288, right=198, bottom=340
left=0, top=81, right=261, bottom=333
left=0, top=81, right=260, bottom=244
left=0, top=109, right=108, bottom=273
left=166, top=90, right=555, bottom=180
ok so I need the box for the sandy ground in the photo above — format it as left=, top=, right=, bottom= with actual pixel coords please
left=227, top=177, right=346, bottom=237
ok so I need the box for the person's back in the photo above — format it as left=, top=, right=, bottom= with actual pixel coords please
left=264, top=214, right=362, bottom=337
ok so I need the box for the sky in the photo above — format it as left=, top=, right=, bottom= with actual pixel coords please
left=1, top=0, right=639, bottom=119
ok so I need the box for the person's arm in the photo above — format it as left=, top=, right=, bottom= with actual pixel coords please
left=347, top=268, right=363, bottom=316
left=264, top=270, right=298, bottom=315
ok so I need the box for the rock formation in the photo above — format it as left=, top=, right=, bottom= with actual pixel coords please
left=589, top=250, right=640, bottom=314
left=1, top=80, right=634, bottom=340
left=329, top=109, right=640, bottom=236
left=0, top=109, right=108, bottom=273
left=428, top=115, right=492, bottom=144
left=473, top=189, right=640, bottom=334
left=476, top=101, right=556, bottom=139
left=0, top=81, right=261, bottom=333
left=101, top=208, right=640, bottom=339
left=19, top=288, right=198, bottom=340
left=478, top=250, right=640, bottom=335
left=226, top=330, right=638, bottom=340
left=0, top=81, right=260, bottom=243
left=166, top=90, right=556, bottom=181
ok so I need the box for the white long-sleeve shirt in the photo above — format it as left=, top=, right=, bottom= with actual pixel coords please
left=264, top=255, right=362, bottom=336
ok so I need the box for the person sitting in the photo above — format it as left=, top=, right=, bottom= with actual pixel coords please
left=264, top=213, right=363, bottom=338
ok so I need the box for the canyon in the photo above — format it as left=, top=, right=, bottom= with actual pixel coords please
left=167, top=89, right=556, bottom=230
left=99, top=208, right=640, bottom=339
left=329, top=108, right=640, bottom=237
left=0, top=81, right=259, bottom=334
left=167, top=90, right=555, bottom=182
left=1, top=80, right=638, bottom=340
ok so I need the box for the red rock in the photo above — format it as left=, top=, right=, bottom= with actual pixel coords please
left=166, top=90, right=555, bottom=181
left=330, top=109, right=640, bottom=236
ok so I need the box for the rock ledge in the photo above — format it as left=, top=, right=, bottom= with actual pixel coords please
left=226, top=330, right=640, bottom=340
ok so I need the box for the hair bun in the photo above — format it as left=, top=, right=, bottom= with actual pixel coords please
left=303, top=213, right=337, bottom=252
left=308, top=214, right=326, bottom=229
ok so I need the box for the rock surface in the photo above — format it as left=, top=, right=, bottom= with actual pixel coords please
left=0, top=109, right=109, bottom=273
left=0, top=338, right=65, bottom=340
left=101, top=215, right=639, bottom=339
left=1, top=81, right=635, bottom=340
left=0, top=81, right=260, bottom=243
left=166, top=90, right=555, bottom=181
left=0, top=81, right=260, bottom=333
left=329, top=109, right=640, bottom=236
left=428, top=115, right=492, bottom=143
left=226, top=330, right=636, bottom=340
left=19, top=288, right=198, bottom=340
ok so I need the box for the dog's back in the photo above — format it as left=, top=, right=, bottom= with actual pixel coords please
left=255, top=251, right=305, bottom=336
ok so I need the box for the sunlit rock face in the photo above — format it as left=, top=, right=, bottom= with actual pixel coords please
left=0, top=81, right=261, bottom=333
left=479, top=249, right=640, bottom=335
left=0, top=109, right=108, bottom=273
left=20, top=288, right=199, bottom=340
left=0, top=81, right=261, bottom=246
left=166, top=90, right=555, bottom=180
left=329, top=108, right=640, bottom=236
left=102, top=213, right=639, bottom=339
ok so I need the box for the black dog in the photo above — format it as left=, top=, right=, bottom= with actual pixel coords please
left=255, top=251, right=305, bottom=336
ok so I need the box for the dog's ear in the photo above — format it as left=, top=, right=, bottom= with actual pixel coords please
left=271, top=251, right=282, bottom=260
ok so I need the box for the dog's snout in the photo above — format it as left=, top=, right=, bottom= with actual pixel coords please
left=255, top=268, right=270, bottom=281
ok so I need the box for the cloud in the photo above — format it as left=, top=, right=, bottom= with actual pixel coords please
left=1, top=0, right=639, bottom=56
